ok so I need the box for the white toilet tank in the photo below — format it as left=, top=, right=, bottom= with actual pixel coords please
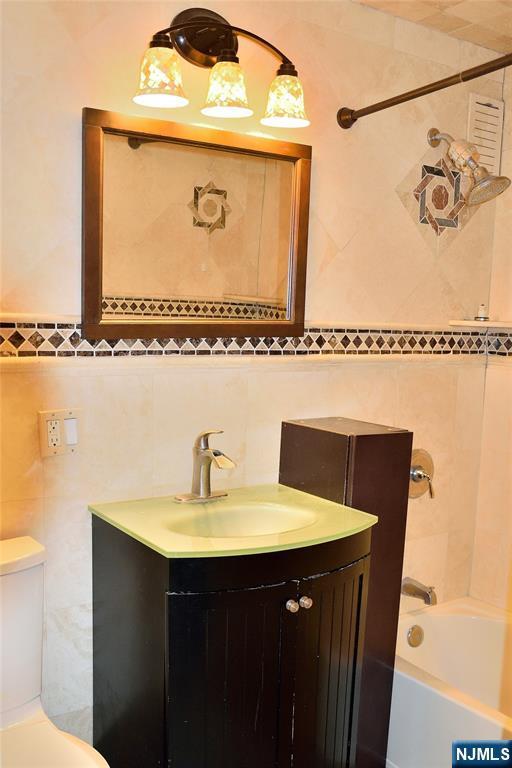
left=0, top=537, right=46, bottom=714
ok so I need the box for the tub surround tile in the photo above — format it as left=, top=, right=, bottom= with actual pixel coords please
left=471, top=362, right=512, bottom=610
left=443, top=527, right=475, bottom=601
left=401, top=531, right=450, bottom=610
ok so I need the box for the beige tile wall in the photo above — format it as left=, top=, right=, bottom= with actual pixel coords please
left=489, top=69, right=512, bottom=323
left=1, top=0, right=505, bottom=324
left=470, top=357, right=512, bottom=611
left=356, top=0, right=512, bottom=54
left=0, top=354, right=486, bottom=740
left=1, top=0, right=508, bottom=745
left=470, top=68, right=511, bottom=620
left=469, top=355, right=512, bottom=719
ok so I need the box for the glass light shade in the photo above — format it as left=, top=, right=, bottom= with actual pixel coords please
left=201, top=61, right=253, bottom=118
left=260, top=74, right=310, bottom=128
left=133, top=47, right=188, bottom=108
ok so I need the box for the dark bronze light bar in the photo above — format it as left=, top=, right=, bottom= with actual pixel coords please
left=337, top=52, right=512, bottom=129
left=134, top=7, right=310, bottom=127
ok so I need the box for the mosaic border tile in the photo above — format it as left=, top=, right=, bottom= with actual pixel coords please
left=487, top=331, right=512, bottom=357
left=0, top=322, right=500, bottom=359
left=102, top=295, right=287, bottom=321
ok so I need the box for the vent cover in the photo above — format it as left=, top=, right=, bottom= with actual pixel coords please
left=467, top=93, right=505, bottom=175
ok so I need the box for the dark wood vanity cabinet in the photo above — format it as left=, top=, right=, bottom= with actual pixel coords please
left=167, top=561, right=367, bottom=768
left=279, top=417, right=413, bottom=768
left=93, top=518, right=371, bottom=768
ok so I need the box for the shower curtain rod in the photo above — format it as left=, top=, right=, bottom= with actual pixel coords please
left=337, top=52, right=512, bottom=129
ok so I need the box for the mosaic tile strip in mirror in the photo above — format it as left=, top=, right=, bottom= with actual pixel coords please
left=101, top=295, right=287, bottom=321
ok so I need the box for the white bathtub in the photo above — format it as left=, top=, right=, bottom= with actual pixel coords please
left=387, top=597, right=512, bottom=768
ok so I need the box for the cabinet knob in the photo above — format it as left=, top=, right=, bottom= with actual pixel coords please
left=299, top=596, right=313, bottom=610
left=286, top=599, right=300, bottom=613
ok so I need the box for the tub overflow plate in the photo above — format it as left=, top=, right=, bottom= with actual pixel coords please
left=407, top=624, right=424, bottom=647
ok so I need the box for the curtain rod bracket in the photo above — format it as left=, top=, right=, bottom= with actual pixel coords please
left=337, top=108, right=357, bottom=129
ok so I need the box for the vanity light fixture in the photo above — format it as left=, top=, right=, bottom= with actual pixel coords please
left=261, top=63, right=309, bottom=128
left=134, top=7, right=309, bottom=127
left=427, top=127, right=511, bottom=206
left=201, top=51, right=253, bottom=118
left=133, top=34, right=189, bottom=108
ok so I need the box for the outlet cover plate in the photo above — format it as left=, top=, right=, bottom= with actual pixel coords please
left=38, top=409, right=79, bottom=457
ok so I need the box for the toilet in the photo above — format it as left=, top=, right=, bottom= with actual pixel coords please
left=0, top=536, right=109, bottom=767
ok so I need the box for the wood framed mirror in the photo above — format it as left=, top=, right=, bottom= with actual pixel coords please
left=82, top=108, right=311, bottom=339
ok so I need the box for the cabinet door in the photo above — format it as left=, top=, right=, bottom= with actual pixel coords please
left=293, top=558, right=369, bottom=768
left=166, top=581, right=298, bottom=768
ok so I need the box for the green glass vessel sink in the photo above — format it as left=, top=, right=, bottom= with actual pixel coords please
left=89, top=484, right=377, bottom=559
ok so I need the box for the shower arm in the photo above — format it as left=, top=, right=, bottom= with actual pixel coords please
left=427, top=129, right=480, bottom=172
left=337, top=52, right=512, bottom=129
left=430, top=132, right=454, bottom=146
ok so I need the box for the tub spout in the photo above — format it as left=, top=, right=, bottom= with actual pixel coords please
left=401, top=577, right=437, bottom=606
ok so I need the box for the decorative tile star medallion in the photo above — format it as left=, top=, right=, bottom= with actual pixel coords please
left=413, top=157, right=465, bottom=236
left=395, top=150, right=477, bottom=255
left=188, top=181, right=232, bottom=234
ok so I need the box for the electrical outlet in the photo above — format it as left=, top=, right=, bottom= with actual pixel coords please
left=47, top=419, right=61, bottom=448
left=39, top=409, right=80, bottom=457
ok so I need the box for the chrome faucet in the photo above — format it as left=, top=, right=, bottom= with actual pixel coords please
left=401, top=577, right=437, bottom=606
left=175, top=430, right=236, bottom=503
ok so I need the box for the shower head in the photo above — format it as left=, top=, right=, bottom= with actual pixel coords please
left=427, top=127, right=511, bottom=206
left=466, top=166, right=511, bottom=206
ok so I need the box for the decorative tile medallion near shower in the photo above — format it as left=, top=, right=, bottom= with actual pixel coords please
left=413, top=158, right=465, bottom=236
left=396, top=150, right=476, bottom=253
left=102, top=133, right=293, bottom=320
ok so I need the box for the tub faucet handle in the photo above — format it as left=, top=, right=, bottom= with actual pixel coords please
left=411, top=467, right=435, bottom=498
left=426, top=472, right=434, bottom=499
left=409, top=449, right=435, bottom=499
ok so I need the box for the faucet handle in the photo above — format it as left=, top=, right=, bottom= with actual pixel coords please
left=194, top=430, right=224, bottom=450
left=211, top=449, right=236, bottom=470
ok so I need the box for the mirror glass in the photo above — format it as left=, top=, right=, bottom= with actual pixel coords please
left=101, top=133, right=295, bottom=323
